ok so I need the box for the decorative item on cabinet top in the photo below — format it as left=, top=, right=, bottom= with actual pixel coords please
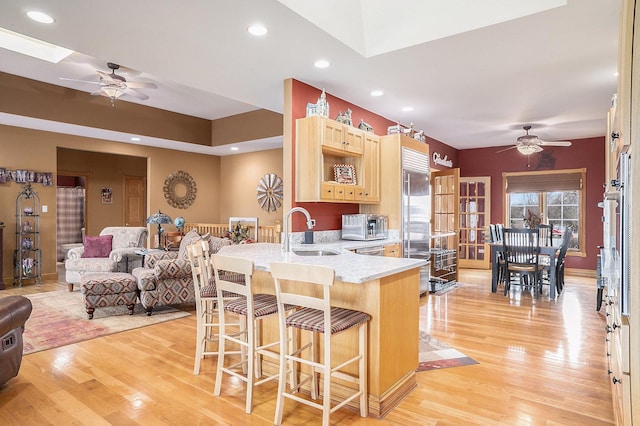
left=306, top=89, right=330, bottom=118
left=256, top=173, right=283, bottom=212
left=387, top=122, right=426, bottom=142
left=163, top=170, right=197, bottom=209
left=358, top=119, right=374, bottom=133
left=335, top=108, right=352, bottom=126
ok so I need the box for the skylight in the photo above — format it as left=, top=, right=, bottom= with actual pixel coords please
left=0, top=27, right=73, bottom=63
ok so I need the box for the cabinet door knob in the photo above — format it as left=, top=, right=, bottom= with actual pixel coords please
left=612, top=376, right=622, bottom=384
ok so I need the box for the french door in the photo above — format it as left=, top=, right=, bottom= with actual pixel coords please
left=459, top=176, right=491, bottom=269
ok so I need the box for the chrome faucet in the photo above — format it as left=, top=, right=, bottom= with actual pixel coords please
left=282, top=207, right=315, bottom=252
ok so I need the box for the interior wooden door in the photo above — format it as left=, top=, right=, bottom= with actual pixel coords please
left=124, top=176, right=146, bottom=227
left=459, top=176, right=491, bottom=269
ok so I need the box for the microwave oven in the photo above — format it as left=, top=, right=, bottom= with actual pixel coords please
left=341, top=214, right=388, bottom=241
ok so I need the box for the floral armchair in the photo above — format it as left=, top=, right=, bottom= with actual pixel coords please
left=132, top=230, right=232, bottom=315
left=65, top=226, right=148, bottom=290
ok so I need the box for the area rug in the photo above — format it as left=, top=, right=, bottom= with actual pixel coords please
left=417, top=330, right=478, bottom=372
left=22, top=290, right=192, bottom=355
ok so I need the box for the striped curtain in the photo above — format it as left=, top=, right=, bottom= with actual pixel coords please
left=56, top=187, right=85, bottom=261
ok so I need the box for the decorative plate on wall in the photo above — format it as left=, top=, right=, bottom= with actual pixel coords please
left=256, top=173, right=283, bottom=212
left=163, top=170, right=197, bottom=209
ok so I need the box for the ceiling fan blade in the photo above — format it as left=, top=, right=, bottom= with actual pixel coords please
left=59, top=77, right=101, bottom=85
left=126, top=81, right=158, bottom=89
left=496, top=145, right=518, bottom=153
left=124, top=88, right=149, bottom=100
left=96, top=70, right=118, bottom=84
left=538, top=140, right=572, bottom=147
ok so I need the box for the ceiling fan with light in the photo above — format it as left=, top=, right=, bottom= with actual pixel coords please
left=60, top=62, right=158, bottom=106
left=497, top=125, right=572, bottom=155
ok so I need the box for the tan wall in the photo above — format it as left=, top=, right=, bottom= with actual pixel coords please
left=219, top=149, right=283, bottom=226
left=0, top=124, right=221, bottom=282
left=57, top=148, right=147, bottom=236
left=0, top=72, right=213, bottom=146
left=211, top=109, right=283, bottom=146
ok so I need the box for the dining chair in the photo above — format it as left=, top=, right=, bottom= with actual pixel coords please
left=186, top=240, right=243, bottom=375
left=211, top=254, right=291, bottom=414
left=538, top=224, right=554, bottom=247
left=502, top=227, right=541, bottom=297
left=270, top=261, right=371, bottom=426
left=491, top=224, right=508, bottom=287
left=554, top=228, right=573, bottom=294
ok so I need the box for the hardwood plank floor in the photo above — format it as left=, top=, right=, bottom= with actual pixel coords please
left=0, top=268, right=614, bottom=425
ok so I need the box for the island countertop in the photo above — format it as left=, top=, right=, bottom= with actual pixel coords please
left=217, top=242, right=426, bottom=284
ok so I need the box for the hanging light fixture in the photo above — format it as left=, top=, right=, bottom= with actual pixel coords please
left=101, top=85, right=126, bottom=106
left=516, top=144, right=542, bottom=155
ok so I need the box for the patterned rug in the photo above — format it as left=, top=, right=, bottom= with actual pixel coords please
left=417, top=330, right=478, bottom=372
left=22, top=290, right=191, bottom=355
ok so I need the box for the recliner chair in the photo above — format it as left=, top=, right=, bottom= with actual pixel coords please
left=0, top=296, right=33, bottom=386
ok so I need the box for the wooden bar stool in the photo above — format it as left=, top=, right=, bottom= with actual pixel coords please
left=186, top=241, right=243, bottom=375
left=211, top=254, right=288, bottom=414
left=270, top=262, right=371, bottom=426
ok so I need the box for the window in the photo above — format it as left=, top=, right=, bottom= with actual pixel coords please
left=503, top=169, right=586, bottom=255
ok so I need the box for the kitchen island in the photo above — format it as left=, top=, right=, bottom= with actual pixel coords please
left=217, top=242, right=426, bottom=418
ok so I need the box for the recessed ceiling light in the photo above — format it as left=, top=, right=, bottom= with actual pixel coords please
left=27, top=11, right=54, bottom=24
left=230, top=146, right=239, bottom=151
left=370, top=90, right=384, bottom=97
left=131, top=137, right=141, bottom=141
left=0, top=27, right=73, bottom=63
left=314, top=59, right=330, bottom=69
left=402, top=106, right=414, bottom=112
left=247, top=24, right=268, bottom=36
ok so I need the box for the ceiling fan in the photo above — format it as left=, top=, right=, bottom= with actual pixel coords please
left=60, top=62, right=158, bottom=105
left=497, top=125, right=572, bottom=155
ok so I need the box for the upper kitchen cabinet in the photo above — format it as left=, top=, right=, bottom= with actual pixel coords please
left=295, top=116, right=379, bottom=204
left=318, top=117, right=364, bottom=155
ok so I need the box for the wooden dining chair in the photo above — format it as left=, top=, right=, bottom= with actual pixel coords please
left=211, top=254, right=294, bottom=414
left=554, top=228, right=573, bottom=294
left=490, top=224, right=508, bottom=287
left=186, top=240, right=243, bottom=375
left=502, top=227, right=541, bottom=297
left=538, top=224, right=554, bottom=247
left=270, top=261, right=371, bottom=426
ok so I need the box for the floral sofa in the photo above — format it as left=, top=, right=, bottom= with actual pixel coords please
left=65, top=226, right=148, bottom=290
left=132, top=230, right=232, bottom=315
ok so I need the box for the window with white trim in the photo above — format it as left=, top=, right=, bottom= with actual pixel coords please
left=503, top=169, right=585, bottom=253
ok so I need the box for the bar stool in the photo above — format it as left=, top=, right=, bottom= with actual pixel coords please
left=270, top=262, right=371, bottom=426
left=186, top=241, right=243, bottom=375
left=211, top=254, right=287, bottom=414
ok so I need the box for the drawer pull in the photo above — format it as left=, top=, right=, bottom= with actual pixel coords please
left=612, top=376, right=622, bottom=384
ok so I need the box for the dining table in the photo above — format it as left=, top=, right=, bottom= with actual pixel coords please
left=490, top=242, right=560, bottom=299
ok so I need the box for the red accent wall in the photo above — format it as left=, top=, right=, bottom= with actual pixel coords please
left=290, top=80, right=397, bottom=231
left=290, top=80, right=461, bottom=231
left=458, top=137, right=605, bottom=270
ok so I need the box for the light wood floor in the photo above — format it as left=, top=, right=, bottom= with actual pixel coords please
left=0, top=269, right=614, bottom=425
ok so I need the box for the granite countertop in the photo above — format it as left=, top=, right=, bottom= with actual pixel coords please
left=217, top=241, right=425, bottom=284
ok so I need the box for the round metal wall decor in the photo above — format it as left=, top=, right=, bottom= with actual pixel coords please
left=256, top=173, right=283, bottom=212
left=163, top=170, right=197, bottom=209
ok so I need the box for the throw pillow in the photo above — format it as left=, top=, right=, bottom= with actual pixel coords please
left=178, top=229, right=202, bottom=260
left=81, top=235, right=113, bottom=258
left=208, top=236, right=232, bottom=254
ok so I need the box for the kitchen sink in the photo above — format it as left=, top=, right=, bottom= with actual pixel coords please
left=291, top=249, right=339, bottom=256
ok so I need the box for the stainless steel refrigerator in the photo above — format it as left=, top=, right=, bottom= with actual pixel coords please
left=401, top=147, right=431, bottom=294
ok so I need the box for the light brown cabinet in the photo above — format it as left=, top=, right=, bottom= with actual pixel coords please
left=296, top=116, right=379, bottom=204
left=383, top=242, right=401, bottom=258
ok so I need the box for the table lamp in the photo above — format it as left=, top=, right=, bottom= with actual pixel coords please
left=146, top=209, right=172, bottom=249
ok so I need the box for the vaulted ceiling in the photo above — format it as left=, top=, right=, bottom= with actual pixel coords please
left=0, top=0, right=621, bottom=153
